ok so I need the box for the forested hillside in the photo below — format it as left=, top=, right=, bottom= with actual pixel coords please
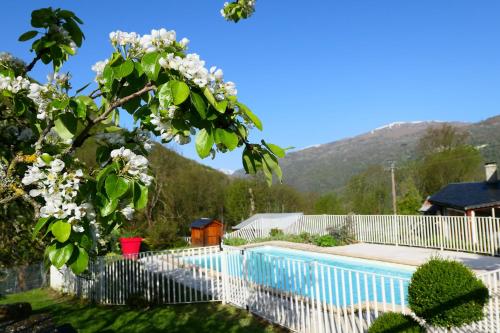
left=75, top=141, right=309, bottom=249
left=241, top=116, right=500, bottom=194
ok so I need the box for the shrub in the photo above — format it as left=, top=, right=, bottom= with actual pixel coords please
left=368, top=312, right=424, bottom=333
left=312, top=235, right=338, bottom=247
left=144, top=220, right=180, bottom=250
left=408, top=258, right=489, bottom=330
left=298, top=232, right=313, bottom=243
left=223, top=237, right=248, bottom=246
left=269, top=228, right=284, bottom=237
left=327, top=217, right=356, bottom=245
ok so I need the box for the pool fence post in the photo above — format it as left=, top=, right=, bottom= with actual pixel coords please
left=313, top=260, right=323, bottom=333
left=439, top=216, right=444, bottom=251
left=242, top=249, right=249, bottom=311
left=393, top=215, right=399, bottom=246
left=221, top=248, right=228, bottom=305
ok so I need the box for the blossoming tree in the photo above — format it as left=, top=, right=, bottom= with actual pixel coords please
left=0, top=5, right=282, bottom=274
left=221, top=0, right=256, bottom=22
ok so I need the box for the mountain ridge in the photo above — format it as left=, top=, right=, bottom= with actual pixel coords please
left=237, top=116, right=500, bottom=194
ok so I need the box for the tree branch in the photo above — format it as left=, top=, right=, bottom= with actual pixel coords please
left=34, top=120, right=54, bottom=154
left=22, top=192, right=41, bottom=219
left=66, top=83, right=156, bottom=154
left=89, top=88, right=104, bottom=100
left=0, top=185, right=40, bottom=218
left=0, top=194, right=18, bottom=205
left=25, top=49, right=49, bottom=73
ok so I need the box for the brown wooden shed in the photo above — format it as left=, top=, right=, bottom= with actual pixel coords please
left=190, top=218, right=223, bottom=247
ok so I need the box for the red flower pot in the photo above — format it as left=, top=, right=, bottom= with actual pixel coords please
left=119, top=237, right=142, bottom=259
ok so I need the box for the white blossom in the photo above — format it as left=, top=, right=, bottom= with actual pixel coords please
left=174, top=134, right=191, bottom=145
left=134, top=129, right=153, bottom=152
left=120, top=205, right=135, bottom=220
left=110, top=147, right=151, bottom=185
left=150, top=113, right=174, bottom=143
left=22, top=158, right=91, bottom=224
left=179, top=37, right=189, bottom=48
left=72, top=225, right=84, bottom=233
left=103, top=28, right=238, bottom=99
left=91, top=59, right=109, bottom=83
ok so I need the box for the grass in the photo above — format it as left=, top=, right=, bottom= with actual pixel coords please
left=0, top=289, right=285, bottom=333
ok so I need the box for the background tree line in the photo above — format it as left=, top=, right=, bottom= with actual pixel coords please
left=0, top=124, right=484, bottom=265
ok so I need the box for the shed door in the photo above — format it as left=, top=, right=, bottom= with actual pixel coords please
left=191, top=228, right=203, bottom=246
left=205, top=224, right=221, bottom=246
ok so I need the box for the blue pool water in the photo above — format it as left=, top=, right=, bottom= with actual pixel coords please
left=189, top=246, right=415, bottom=306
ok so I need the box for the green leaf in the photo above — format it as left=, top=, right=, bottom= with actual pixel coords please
left=70, top=96, right=96, bottom=119
left=190, top=92, right=206, bottom=118
left=202, top=87, right=217, bottom=109
left=51, top=98, right=69, bottom=110
left=157, top=83, right=172, bottom=107
left=102, top=65, right=114, bottom=88
left=49, top=242, right=74, bottom=269
left=100, top=196, right=119, bottom=217
left=261, top=157, right=273, bottom=186
left=54, top=113, right=77, bottom=140
left=134, top=61, right=144, bottom=77
left=215, top=128, right=239, bottom=151
left=31, top=8, right=52, bottom=28
left=75, top=82, right=91, bottom=95
left=69, top=247, right=89, bottom=274
left=63, top=19, right=84, bottom=47
left=60, top=44, right=76, bottom=55
left=33, top=217, right=50, bottom=239
left=263, top=152, right=282, bottom=183
left=96, top=146, right=110, bottom=165
left=215, top=100, right=228, bottom=113
left=263, top=141, right=286, bottom=158
left=96, top=162, right=119, bottom=190
left=168, top=80, right=190, bottom=105
left=237, top=102, right=262, bottom=130
left=195, top=128, right=214, bottom=158
left=242, top=149, right=258, bottom=174
left=52, top=221, right=72, bottom=243
left=18, top=30, right=38, bottom=41
left=114, top=59, right=134, bottom=79
left=141, top=52, right=161, bottom=81
left=105, top=174, right=129, bottom=199
left=40, top=153, right=53, bottom=164
left=133, top=182, right=148, bottom=210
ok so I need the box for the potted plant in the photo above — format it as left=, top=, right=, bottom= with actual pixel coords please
left=119, top=227, right=143, bottom=259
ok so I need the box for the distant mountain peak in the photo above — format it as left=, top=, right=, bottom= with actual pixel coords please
left=292, top=144, right=323, bottom=152
left=263, top=117, right=500, bottom=194
left=218, top=168, right=235, bottom=175
left=370, top=121, right=443, bottom=134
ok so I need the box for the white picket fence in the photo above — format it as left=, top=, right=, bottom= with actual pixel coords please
left=54, top=243, right=500, bottom=333
left=223, top=245, right=500, bottom=333
left=225, top=215, right=500, bottom=256
left=54, top=246, right=224, bottom=305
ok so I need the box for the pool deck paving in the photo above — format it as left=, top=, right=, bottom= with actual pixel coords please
left=242, top=241, right=500, bottom=273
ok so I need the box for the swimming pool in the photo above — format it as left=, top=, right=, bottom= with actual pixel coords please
left=188, top=246, right=415, bottom=307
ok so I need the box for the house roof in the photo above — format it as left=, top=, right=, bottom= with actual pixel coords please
left=190, top=218, right=221, bottom=228
left=233, top=213, right=303, bottom=230
left=428, top=181, right=500, bottom=211
left=419, top=197, right=441, bottom=214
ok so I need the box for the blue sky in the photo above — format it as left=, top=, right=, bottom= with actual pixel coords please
left=1, top=1, right=499, bottom=172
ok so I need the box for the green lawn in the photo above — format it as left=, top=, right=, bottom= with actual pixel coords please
left=0, top=289, right=285, bottom=333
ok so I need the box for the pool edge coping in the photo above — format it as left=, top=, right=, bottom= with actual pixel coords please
left=236, top=241, right=490, bottom=274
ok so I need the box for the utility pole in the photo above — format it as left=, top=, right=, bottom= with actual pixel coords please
left=390, top=161, right=397, bottom=215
